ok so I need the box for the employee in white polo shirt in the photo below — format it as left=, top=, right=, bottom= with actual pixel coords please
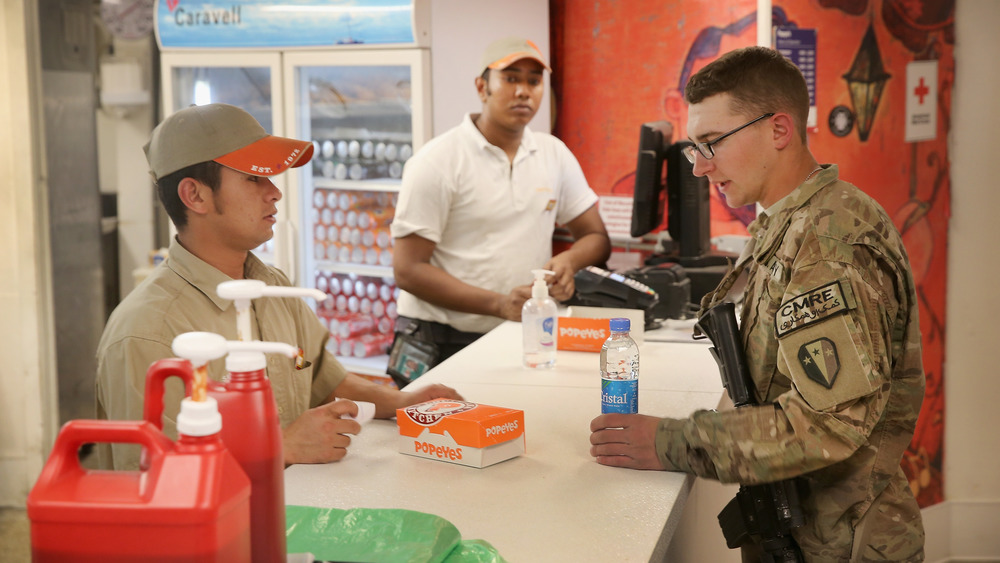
left=388, top=37, right=611, bottom=385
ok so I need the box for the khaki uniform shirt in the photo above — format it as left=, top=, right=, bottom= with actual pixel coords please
left=655, top=166, right=926, bottom=561
left=95, top=239, right=346, bottom=469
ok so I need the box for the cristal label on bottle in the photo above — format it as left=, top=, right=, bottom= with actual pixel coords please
left=601, top=379, right=638, bottom=414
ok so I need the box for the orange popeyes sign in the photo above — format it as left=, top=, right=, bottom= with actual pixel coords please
left=557, top=317, right=610, bottom=352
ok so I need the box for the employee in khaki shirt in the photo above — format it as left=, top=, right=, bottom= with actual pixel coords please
left=96, top=103, right=461, bottom=470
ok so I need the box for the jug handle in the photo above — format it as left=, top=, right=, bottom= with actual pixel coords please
left=39, top=420, right=172, bottom=479
left=143, top=358, right=194, bottom=430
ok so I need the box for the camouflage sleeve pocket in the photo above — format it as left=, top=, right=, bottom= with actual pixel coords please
left=778, top=313, right=876, bottom=412
left=775, top=280, right=876, bottom=412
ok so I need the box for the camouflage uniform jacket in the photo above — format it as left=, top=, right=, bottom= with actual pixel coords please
left=654, top=165, right=926, bottom=561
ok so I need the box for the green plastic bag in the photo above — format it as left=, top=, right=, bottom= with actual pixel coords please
left=285, top=505, right=507, bottom=563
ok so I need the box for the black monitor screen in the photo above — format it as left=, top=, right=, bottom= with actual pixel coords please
left=630, top=121, right=711, bottom=259
left=629, top=121, right=671, bottom=238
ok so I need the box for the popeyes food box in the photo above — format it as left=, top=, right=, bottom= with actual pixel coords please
left=397, top=399, right=525, bottom=468
left=557, top=306, right=645, bottom=352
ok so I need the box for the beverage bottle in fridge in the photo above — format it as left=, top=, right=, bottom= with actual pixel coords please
left=600, top=317, right=639, bottom=413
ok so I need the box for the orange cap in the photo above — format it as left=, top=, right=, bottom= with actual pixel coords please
left=214, top=132, right=314, bottom=177
left=479, top=36, right=551, bottom=75
left=144, top=103, right=314, bottom=180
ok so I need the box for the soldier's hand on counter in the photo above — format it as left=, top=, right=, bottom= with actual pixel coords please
left=588, top=413, right=666, bottom=470
left=282, top=399, right=362, bottom=466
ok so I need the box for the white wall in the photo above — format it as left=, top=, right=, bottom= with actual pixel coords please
left=95, top=39, right=157, bottom=299
left=0, top=0, right=58, bottom=506
left=918, top=1, right=1000, bottom=558
left=428, top=0, right=551, bottom=136
left=945, top=0, right=1000, bottom=503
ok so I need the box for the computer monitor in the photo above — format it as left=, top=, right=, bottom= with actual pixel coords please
left=629, top=121, right=711, bottom=259
left=629, top=121, right=670, bottom=239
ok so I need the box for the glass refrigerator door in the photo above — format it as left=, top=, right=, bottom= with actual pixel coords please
left=159, top=52, right=290, bottom=272
left=284, top=49, right=431, bottom=375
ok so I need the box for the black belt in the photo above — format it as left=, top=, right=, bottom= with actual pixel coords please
left=395, top=316, right=483, bottom=346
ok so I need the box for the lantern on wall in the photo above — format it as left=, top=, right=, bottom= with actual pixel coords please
left=842, top=24, right=891, bottom=142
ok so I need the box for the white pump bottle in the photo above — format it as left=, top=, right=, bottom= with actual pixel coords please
left=522, top=269, right=558, bottom=369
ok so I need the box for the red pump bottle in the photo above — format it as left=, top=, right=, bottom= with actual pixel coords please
left=146, top=333, right=297, bottom=563
left=28, top=403, right=251, bottom=561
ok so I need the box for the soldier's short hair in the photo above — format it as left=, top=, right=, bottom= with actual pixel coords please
left=685, top=46, right=810, bottom=141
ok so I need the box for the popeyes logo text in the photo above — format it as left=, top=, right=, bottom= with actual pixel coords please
left=559, top=326, right=607, bottom=340
left=414, top=440, right=463, bottom=461
left=485, top=420, right=519, bottom=438
left=556, top=317, right=611, bottom=352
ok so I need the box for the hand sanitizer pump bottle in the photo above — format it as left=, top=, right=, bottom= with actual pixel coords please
left=522, top=269, right=558, bottom=369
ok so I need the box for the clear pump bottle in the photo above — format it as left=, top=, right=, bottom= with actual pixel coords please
left=522, top=269, right=558, bottom=368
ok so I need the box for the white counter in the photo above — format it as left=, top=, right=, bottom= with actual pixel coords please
left=284, top=321, right=724, bottom=562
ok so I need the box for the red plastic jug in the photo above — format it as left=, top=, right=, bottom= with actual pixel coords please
left=146, top=340, right=292, bottom=563
left=27, top=419, right=251, bottom=562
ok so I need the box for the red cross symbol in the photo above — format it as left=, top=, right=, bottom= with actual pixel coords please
left=914, top=77, right=930, bottom=104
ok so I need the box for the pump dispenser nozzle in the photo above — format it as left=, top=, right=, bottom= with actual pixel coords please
left=225, top=341, right=297, bottom=374
left=172, top=332, right=227, bottom=402
left=530, top=269, right=555, bottom=300
left=170, top=333, right=229, bottom=436
left=172, top=331, right=298, bottom=378
left=217, top=280, right=327, bottom=342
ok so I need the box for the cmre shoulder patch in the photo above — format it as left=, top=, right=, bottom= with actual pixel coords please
left=776, top=281, right=851, bottom=337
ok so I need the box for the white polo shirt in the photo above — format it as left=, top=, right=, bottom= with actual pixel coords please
left=391, top=113, right=599, bottom=333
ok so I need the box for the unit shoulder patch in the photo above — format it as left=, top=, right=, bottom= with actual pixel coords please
left=776, top=281, right=851, bottom=337
left=778, top=314, right=875, bottom=412
left=797, top=337, right=840, bottom=389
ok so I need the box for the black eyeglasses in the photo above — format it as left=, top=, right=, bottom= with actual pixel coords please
left=682, top=113, right=775, bottom=164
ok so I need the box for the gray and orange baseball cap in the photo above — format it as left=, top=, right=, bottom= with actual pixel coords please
left=144, top=103, right=314, bottom=181
left=479, top=36, right=551, bottom=75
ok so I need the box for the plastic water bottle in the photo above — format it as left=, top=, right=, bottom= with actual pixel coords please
left=601, top=317, right=639, bottom=413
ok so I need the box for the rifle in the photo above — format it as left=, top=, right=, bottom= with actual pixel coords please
left=695, top=302, right=805, bottom=563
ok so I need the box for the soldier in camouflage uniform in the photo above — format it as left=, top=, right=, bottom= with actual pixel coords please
left=589, top=46, right=925, bottom=561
